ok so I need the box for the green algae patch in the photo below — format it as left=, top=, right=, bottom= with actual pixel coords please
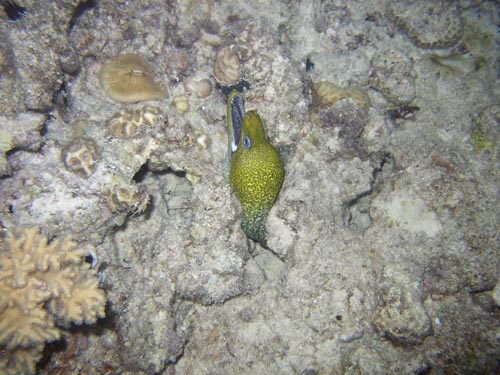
left=471, top=127, right=495, bottom=155
left=470, top=106, right=500, bottom=158
left=0, top=129, right=14, bottom=151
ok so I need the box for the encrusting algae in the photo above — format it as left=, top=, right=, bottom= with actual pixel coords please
left=226, top=91, right=284, bottom=247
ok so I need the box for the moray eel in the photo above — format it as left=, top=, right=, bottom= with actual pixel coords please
left=226, top=91, right=284, bottom=246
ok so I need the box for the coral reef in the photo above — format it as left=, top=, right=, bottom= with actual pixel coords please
left=0, top=227, right=106, bottom=375
left=0, top=0, right=499, bottom=374
left=99, top=53, right=165, bottom=103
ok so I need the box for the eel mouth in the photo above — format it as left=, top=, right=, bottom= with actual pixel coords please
left=230, top=93, right=245, bottom=152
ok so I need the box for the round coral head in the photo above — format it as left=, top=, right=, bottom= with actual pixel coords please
left=99, top=53, right=165, bottom=103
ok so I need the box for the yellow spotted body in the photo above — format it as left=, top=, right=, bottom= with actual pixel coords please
left=227, top=95, right=284, bottom=246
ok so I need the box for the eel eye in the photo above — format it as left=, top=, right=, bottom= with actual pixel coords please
left=243, top=135, right=252, bottom=150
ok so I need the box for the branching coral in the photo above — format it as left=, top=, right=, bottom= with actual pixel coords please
left=0, top=227, right=106, bottom=375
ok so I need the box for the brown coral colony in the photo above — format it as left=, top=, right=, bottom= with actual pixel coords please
left=107, top=105, right=162, bottom=138
left=0, top=227, right=106, bottom=375
left=61, top=138, right=100, bottom=178
left=99, top=53, right=165, bottom=103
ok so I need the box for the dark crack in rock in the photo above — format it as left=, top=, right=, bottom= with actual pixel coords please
left=424, top=293, right=500, bottom=373
left=0, top=112, right=46, bottom=176
left=3, top=0, right=80, bottom=111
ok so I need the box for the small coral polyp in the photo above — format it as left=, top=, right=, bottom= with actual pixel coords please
left=173, top=94, right=190, bottom=114
left=107, top=105, right=162, bottom=138
left=61, top=137, right=100, bottom=178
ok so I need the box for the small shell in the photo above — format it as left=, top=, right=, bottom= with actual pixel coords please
left=196, top=133, right=210, bottom=150
left=201, top=30, right=223, bottom=46
left=173, top=95, right=190, bottom=114
left=214, top=46, right=241, bottom=85
left=183, top=78, right=213, bottom=98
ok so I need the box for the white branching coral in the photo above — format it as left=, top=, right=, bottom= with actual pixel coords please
left=0, top=227, right=106, bottom=375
